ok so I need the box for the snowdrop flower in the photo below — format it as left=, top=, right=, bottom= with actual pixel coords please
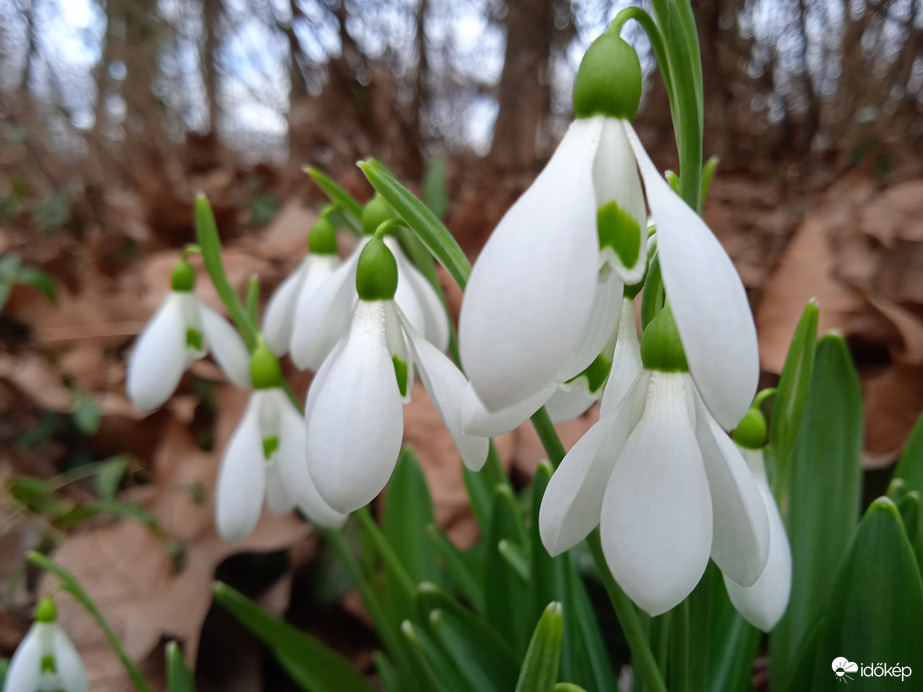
left=127, top=256, right=251, bottom=411
left=4, top=598, right=88, bottom=692
left=305, top=236, right=487, bottom=513
left=291, top=195, right=449, bottom=372
left=460, top=31, right=757, bottom=431
left=216, top=341, right=347, bottom=541
left=723, top=406, right=792, bottom=631
left=539, top=306, right=770, bottom=616
left=263, top=215, right=342, bottom=357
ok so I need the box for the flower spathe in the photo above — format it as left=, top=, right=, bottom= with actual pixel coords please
left=539, top=368, right=770, bottom=616
left=126, top=290, right=251, bottom=412
left=4, top=601, right=88, bottom=692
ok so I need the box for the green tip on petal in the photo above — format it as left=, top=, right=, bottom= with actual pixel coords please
left=361, top=193, right=395, bottom=236
left=35, top=597, right=56, bottom=623
left=732, top=405, right=768, bottom=449
left=171, top=257, right=196, bottom=292
left=573, top=34, right=642, bottom=121
left=356, top=236, right=398, bottom=301
left=250, top=340, right=283, bottom=389
left=308, top=215, right=338, bottom=254
left=598, top=201, right=642, bottom=270
left=640, top=303, right=689, bottom=373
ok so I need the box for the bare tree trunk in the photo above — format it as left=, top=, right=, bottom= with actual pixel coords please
left=488, top=0, right=554, bottom=172
left=202, top=0, right=222, bottom=137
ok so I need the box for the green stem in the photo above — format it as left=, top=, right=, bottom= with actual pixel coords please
left=585, top=533, right=668, bottom=692
left=529, top=407, right=566, bottom=468
left=354, top=506, right=417, bottom=599
left=28, top=552, right=153, bottom=692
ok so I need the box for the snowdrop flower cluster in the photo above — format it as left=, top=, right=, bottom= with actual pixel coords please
left=460, top=30, right=777, bottom=620
left=284, top=195, right=449, bottom=372
left=304, top=235, right=488, bottom=513
left=127, top=256, right=251, bottom=411
left=4, top=598, right=88, bottom=692
left=215, top=341, right=346, bottom=542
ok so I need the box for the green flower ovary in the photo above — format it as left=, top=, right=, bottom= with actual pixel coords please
left=356, top=236, right=399, bottom=301
left=572, top=34, right=642, bottom=121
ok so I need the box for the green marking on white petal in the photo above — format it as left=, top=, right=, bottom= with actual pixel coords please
left=186, top=328, right=203, bottom=351
left=392, top=356, right=409, bottom=398
left=566, top=351, right=612, bottom=394
left=41, top=654, right=56, bottom=674
left=262, top=436, right=279, bottom=460
left=597, top=201, right=641, bottom=270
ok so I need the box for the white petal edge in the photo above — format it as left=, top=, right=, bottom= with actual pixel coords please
left=262, top=260, right=308, bottom=356
left=4, top=622, right=44, bottom=692
left=693, top=391, right=770, bottom=587
left=625, top=122, right=759, bottom=430
left=305, top=300, right=405, bottom=513
left=600, top=372, right=712, bottom=616
left=539, top=372, right=646, bottom=556
left=555, top=270, right=623, bottom=383
left=599, top=298, right=643, bottom=420
left=215, top=395, right=266, bottom=541
left=52, top=625, right=89, bottom=692
left=385, top=237, right=449, bottom=351
left=126, top=293, right=188, bottom=411
left=400, top=313, right=489, bottom=471
left=200, top=305, right=252, bottom=390
left=290, top=249, right=362, bottom=371
left=273, top=389, right=348, bottom=528
left=593, top=118, right=648, bottom=284
left=459, top=117, right=603, bottom=411
left=544, top=378, right=599, bottom=424
left=461, top=380, right=557, bottom=437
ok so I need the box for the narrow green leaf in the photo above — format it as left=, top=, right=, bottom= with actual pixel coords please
left=359, top=159, right=471, bottom=291
left=354, top=507, right=416, bottom=626
left=553, top=685, right=588, bottom=692
left=16, top=266, right=57, bottom=304
left=701, top=562, right=760, bottom=692
left=462, top=443, right=510, bottom=531
left=769, top=299, right=819, bottom=498
left=427, top=525, right=484, bottom=613
left=213, top=582, right=372, bottom=692
left=245, top=276, right=260, bottom=326
left=95, top=456, right=129, bottom=501
left=894, top=412, right=923, bottom=496
left=72, top=392, right=101, bottom=436
left=373, top=652, right=401, bottom=692
left=0, top=254, right=22, bottom=311
left=640, top=253, right=664, bottom=329
left=423, top=156, right=449, bottom=221
left=401, top=621, right=462, bottom=692
left=530, top=462, right=559, bottom=623
left=515, top=602, right=563, bottom=692
left=786, top=499, right=923, bottom=691
left=770, top=333, right=862, bottom=688
left=700, top=155, right=719, bottom=207
left=305, top=167, right=364, bottom=233
left=165, top=641, right=195, bottom=692
left=498, top=540, right=530, bottom=583
left=383, top=449, right=440, bottom=621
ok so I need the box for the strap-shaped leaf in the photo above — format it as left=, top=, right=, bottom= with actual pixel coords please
left=515, top=602, right=563, bottom=692
left=165, top=641, right=195, bottom=692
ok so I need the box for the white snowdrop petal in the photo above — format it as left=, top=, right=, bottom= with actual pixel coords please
left=459, top=118, right=603, bottom=411
left=275, top=392, right=348, bottom=528
left=599, top=298, right=643, bottom=419
left=556, top=271, right=623, bottom=383
left=389, top=240, right=451, bottom=352
left=694, top=393, right=770, bottom=587
left=401, top=315, right=489, bottom=471
left=262, top=260, right=308, bottom=356
left=461, top=381, right=557, bottom=437
left=264, top=463, right=296, bottom=514
left=539, top=378, right=639, bottom=556
left=625, top=122, right=759, bottom=430
left=544, top=378, right=600, bottom=424
left=4, top=622, right=44, bottom=692
left=724, top=474, right=792, bottom=631
left=126, top=293, right=188, bottom=411
left=593, top=119, right=648, bottom=283
left=215, top=396, right=266, bottom=541
left=305, top=301, right=405, bottom=513
left=290, top=249, right=362, bottom=371
left=52, top=625, right=89, bottom=692
left=600, top=372, right=713, bottom=616
left=200, top=305, right=252, bottom=390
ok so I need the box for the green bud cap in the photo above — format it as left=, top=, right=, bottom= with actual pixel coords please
left=361, top=193, right=395, bottom=236
left=732, top=406, right=768, bottom=450
left=308, top=216, right=338, bottom=254
left=640, top=304, right=689, bottom=372
left=356, top=236, right=398, bottom=301
left=35, top=597, right=56, bottom=623
left=250, top=340, right=283, bottom=390
left=573, top=34, right=642, bottom=120
left=171, top=257, right=196, bottom=292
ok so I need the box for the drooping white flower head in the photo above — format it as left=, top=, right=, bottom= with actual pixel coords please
left=539, top=308, right=770, bottom=616
left=459, top=31, right=758, bottom=432
left=126, top=257, right=251, bottom=411
left=290, top=196, right=449, bottom=372
left=305, top=236, right=488, bottom=514
left=263, top=215, right=342, bottom=357
left=215, top=341, right=347, bottom=542
left=4, top=598, right=88, bottom=692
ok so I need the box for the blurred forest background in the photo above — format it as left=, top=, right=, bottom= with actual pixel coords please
left=2, top=0, right=923, bottom=690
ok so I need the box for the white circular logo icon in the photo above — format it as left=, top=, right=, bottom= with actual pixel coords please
left=832, top=657, right=859, bottom=683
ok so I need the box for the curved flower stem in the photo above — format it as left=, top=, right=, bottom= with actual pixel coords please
left=585, top=532, right=668, bottom=692
left=529, top=408, right=566, bottom=467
